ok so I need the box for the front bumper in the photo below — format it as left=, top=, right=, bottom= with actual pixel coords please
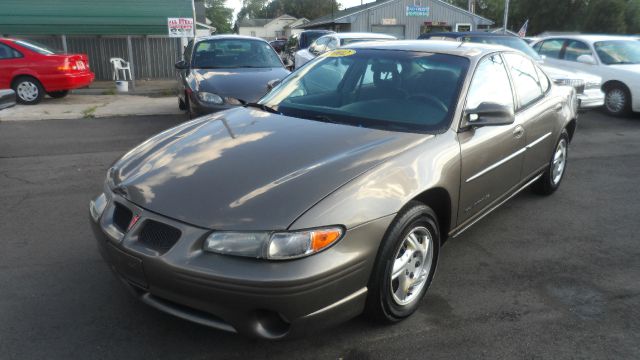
left=578, top=88, right=605, bottom=109
left=90, top=193, right=391, bottom=339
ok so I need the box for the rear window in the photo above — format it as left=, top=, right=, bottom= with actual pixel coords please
left=14, top=40, right=63, bottom=55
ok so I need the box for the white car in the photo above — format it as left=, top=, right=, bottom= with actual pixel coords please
left=531, top=35, right=640, bottom=116
left=294, top=32, right=397, bottom=69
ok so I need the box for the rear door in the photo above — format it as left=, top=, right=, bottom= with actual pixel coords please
left=458, top=53, right=526, bottom=223
left=503, top=52, right=558, bottom=178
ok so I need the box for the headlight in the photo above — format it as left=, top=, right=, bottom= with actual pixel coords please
left=198, top=92, right=224, bottom=104
left=203, top=227, right=344, bottom=260
left=89, top=193, right=108, bottom=221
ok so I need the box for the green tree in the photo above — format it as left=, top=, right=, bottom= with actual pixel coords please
left=584, top=0, right=627, bottom=33
left=236, top=0, right=341, bottom=27
left=202, top=0, right=234, bottom=34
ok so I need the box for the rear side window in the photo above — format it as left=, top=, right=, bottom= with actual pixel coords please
left=538, top=39, right=565, bottom=59
left=504, top=53, right=544, bottom=109
left=564, top=40, right=592, bottom=62
left=0, top=43, right=22, bottom=59
left=466, top=54, right=514, bottom=111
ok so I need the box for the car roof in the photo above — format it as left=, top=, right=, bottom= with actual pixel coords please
left=327, top=32, right=397, bottom=40
left=345, top=39, right=512, bottom=58
left=195, top=34, right=268, bottom=43
left=535, top=34, right=634, bottom=44
left=419, top=31, right=515, bottom=39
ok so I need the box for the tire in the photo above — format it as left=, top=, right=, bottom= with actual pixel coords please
left=178, top=96, right=187, bottom=110
left=47, top=90, right=69, bottom=99
left=365, top=201, right=440, bottom=323
left=532, top=130, right=569, bottom=195
left=604, top=85, right=631, bottom=117
left=12, top=76, right=44, bottom=105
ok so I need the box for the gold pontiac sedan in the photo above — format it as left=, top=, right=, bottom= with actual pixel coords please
left=90, top=41, right=578, bottom=339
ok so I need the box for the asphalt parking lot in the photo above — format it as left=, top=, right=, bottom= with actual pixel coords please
left=1, top=111, right=639, bottom=359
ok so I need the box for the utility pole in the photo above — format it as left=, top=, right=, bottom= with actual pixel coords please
left=468, top=0, right=474, bottom=13
left=503, top=0, right=510, bottom=34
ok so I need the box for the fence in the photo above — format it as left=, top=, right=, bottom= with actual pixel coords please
left=9, top=35, right=183, bottom=80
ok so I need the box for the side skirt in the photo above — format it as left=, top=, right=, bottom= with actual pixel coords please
left=449, top=173, right=543, bottom=239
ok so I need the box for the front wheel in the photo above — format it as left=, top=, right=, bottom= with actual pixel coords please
left=604, top=85, right=631, bottom=117
left=532, top=130, right=569, bottom=195
left=365, top=202, right=440, bottom=322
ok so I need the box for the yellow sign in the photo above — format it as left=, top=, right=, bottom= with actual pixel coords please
left=326, top=49, right=356, bottom=57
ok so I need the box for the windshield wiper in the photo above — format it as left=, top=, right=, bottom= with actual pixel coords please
left=245, top=102, right=280, bottom=114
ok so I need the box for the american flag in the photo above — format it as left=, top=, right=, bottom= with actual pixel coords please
left=517, top=20, right=529, bottom=38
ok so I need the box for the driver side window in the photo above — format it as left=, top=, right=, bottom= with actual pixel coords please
left=466, top=54, right=514, bottom=111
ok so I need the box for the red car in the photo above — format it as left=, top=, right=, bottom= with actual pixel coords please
left=0, top=38, right=95, bottom=104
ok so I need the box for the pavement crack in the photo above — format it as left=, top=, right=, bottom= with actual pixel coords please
left=2, top=172, right=37, bottom=185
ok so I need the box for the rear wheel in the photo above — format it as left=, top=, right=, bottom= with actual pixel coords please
left=178, top=96, right=187, bottom=110
left=47, top=90, right=69, bottom=99
left=533, top=130, right=569, bottom=195
left=365, top=202, right=440, bottom=322
left=604, top=85, right=631, bottom=117
left=13, top=76, right=44, bottom=105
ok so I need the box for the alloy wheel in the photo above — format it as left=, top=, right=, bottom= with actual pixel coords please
left=605, top=88, right=626, bottom=114
left=390, top=226, right=434, bottom=306
left=552, top=139, right=567, bottom=185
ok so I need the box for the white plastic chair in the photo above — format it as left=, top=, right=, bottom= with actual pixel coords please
left=109, top=57, right=132, bottom=81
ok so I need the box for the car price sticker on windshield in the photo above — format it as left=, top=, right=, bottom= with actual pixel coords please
left=326, top=49, right=356, bottom=57
left=168, top=18, right=194, bottom=38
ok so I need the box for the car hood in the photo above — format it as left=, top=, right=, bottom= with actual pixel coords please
left=607, top=64, right=640, bottom=73
left=111, top=108, right=429, bottom=230
left=191, top=67, right=290, bottom=103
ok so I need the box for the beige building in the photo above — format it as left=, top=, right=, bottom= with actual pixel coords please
left=237, top=14, right=298, bottom=40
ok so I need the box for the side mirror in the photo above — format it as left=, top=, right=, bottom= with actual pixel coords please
left=174, top=60, right=189, bottom=70
left=267, top=79, right=282, bottom=90
left=576, top=54, right=596, bottom=65
left=464, top=102, right=515, bottom=128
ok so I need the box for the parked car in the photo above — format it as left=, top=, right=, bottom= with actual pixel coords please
left=269, top=39, right=287, bottom=54
left=175, top=35, right=290, bottom=116
left=91, top=40, right=578, bottom=339
left=0, top=38, right=94, bottom=104
left=282, top=30, right=335, bottom=70
left=294, top=32, right=397, bottom=69
left=419, top=32, right=604, bottom=110
left=531, top=35, right=640, bottom=116
left=0, top=89, right=16, bottom=110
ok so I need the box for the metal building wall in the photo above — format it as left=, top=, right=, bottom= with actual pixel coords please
left=349, top=0, right=493, bottom=39
left=8, top=35, right=182, bottom=80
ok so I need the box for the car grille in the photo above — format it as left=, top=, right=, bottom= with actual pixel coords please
left=113, top=202, right=133, bottom=232
left=138, top=220, right=181, bottom=254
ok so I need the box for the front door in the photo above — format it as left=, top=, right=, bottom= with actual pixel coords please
left=458, top=54, right=526, bottom=224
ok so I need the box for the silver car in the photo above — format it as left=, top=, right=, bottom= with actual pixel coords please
left=90, top=41, right=578, bottom=339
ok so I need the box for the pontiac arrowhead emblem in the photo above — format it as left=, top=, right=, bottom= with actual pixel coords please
left=127, top=214, right=141, bottom=231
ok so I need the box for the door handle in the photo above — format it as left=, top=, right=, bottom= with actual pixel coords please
left=513, top=125, right=524, bottom=139
left=554, top=103, right=563, bottom=111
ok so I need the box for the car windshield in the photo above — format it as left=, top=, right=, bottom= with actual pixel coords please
left=191, top=39, right=282, bottom=69
left=594, top=40, right=640, bottom=65
left=464, top=36, right=542, bottom=60
left=341, top=38, right=393, bottom=46
left=259, top=49, right=469, bottom=133
left=15, top=40, right=63, bottom=55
